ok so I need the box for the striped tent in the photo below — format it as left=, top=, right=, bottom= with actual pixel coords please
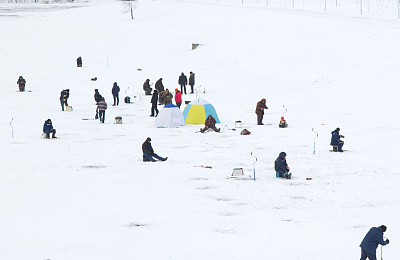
left=182, top=98, right=220, bottom=125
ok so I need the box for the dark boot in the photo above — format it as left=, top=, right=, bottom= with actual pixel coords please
left=45, top=133, right=50, bottom=139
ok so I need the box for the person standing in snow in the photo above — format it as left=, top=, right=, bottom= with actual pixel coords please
left=94, top=89, right=102, bottom=105
left=255, top=98, right=268, bottom=125
left=59, top=89, right=70, bottom=111
left=162, top=89, right=173, bottom=105
left=174, top=88, right=182, bottom=109
left=143, top=79, right=152, bottom=95
left=96, top=97, right=107, bottom=123
left=200, top=115, right=220, bottom=133
left=150, top=90, right=159, bottom=117
left=17, top=76, right=26, bottom=92
left=189, top=71, right=195, bottom=94
left=274, top=152, right=291, bottom=179
left=142, top=137, right=168, bottom=162
left=330, top=127, right=344, bottom=152
left=155, top=78, right=165, bottom=104
left=178, top=72, right=188, bottom=94
left=43, top=119, right=56, bottom=139
left=77, top=56, right=82, bottom=67
left=112, top=82, right=120, bottom=106
left=360, top=225, right=389, bottom=260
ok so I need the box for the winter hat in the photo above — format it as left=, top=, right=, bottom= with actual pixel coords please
left=336, top=127, right=340, bottom=132
left=381, top=225, right=387, bottom=232
left=146, top=137, right=151, bottom=142
left=281, top=117, right=285, bottom=120
left=47, top=119, right=51, bottom=122
left=175, top=88, right=178, bottom=92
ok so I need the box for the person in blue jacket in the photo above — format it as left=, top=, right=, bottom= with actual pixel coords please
left=360, top=225, right=389, bottom=260
left=330, top=127, right=344, bottom=152
left=142, top=137, right=167, bottom=162
left=274, top=152, right=291, bottom=179
left=112, top=82, right=120, bottom=106
left=43, top=119, right=56, bottom=138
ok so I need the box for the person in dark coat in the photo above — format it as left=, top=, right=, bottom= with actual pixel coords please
left=360, top=225, right=389, bottom=260
left=143, top=79, right=152, bottom=95
left=150, top=90, right=159, bottom=117
left=112, top=82, right=120, bottom=106
left=142, top=137, right=167, bottom=162
left=330, top=127, right=344, bottom=152
left=162, top=89, right=173, bottom=105
left=274, top=152, right=291, bottom=179
left=155, top=78, right=165, bottom=104
left=17, top=76, right=26, bottom=92
left=59, top=89, right=70, bottom=111
left=96, top=97, right=107, bottom=123
left=255, top=98, right=268, bottom=125
left=200, top=115, right=220, bottom=133
left=77, top=56, right=82, bottom=67
left=189, top=71, right=195, bottom=94
left=43, top=119, right=56, bottom=138
left=178, top=72, right=188, bottom=94
left=94, top=89, right=102, bottom=104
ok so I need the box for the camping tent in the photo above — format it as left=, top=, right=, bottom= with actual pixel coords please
left=155, top=103, right=186, bottom=128
left=182, top=98, right=220, bottom=125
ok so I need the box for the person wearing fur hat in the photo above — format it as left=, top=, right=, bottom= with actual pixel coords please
left=174, top=88, right=182, bottom=109
left=330, top=127, right=344, bottom=152
left=279, top=117, right=288, bottom=128
left=142, top=137, right=168, bottom=162
left=162, top=89, right=173, bottom=105
left=255, top=98, right=268, bottom=125
left=360, top=225, right=389, bottom=260
left=274, top=152, right=291, bottom=179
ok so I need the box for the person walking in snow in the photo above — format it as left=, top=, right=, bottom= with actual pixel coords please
left=162, top=89, right=173, bottom=105
left=142, top=137, right=168, bottom=162
left=112, top=82, right=120, bottom=106
left=94, top=89, right=102, bottom=105
left=59, top=89, right=70, bottom=111
left=330, top=127, right=344, bottom=152
left=178, top=72, right=188, bottom=94
left=143, top=79, right=152, bottom=95
left=96, top=97, right=107, bottom=123
left=43, top=119, right=56, bottom=139
left=17, top=76, right=26, bottom=92
left=255, top=98, right=268, bottom=125
left=360, top=225, right=389, bottom=260
left=274, top=152, right=291, bottom=179
left=174, top=88, right=182, bottom=109
left=77, top=56, right=82, bottom=67
left=150, top=90, right=159, bottom=117
left=189, top=71, right=195, bottom=94
left=200, top=115, right=220, bottom=133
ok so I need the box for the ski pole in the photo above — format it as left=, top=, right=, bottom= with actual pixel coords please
left=251, top=152, right=257, bottom=181
left=312, top=128, right=318, bottom=154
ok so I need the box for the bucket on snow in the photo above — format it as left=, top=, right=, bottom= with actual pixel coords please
left=114, top=116, right=122, bottom=124
left=66, top=106, right=73, bottom=111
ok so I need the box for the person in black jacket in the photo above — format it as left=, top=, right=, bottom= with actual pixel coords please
left=143, top=79, right=152, bottom=95
left=274, top=152, right=291, bottom=179
left=142, top=137, right=167, bottom=162
left=178, top=72, right=188, bottom=94
left=189, top=71, right=195, bottom=94
left=60, top=89, right=70, bottom=111
left=150, top=90, right=159, bottom=117
left=43, top=119, right=56, bottom=138
left=94, top=89, right=102, bottom=104
left=112, top=82, right=120, bottom=106
left=77, top=56, right=82, bottom=67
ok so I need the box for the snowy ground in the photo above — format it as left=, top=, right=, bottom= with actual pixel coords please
left=1, top=0, right=400, bottom=259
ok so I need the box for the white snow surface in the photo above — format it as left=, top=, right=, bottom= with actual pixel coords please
left=1, top=0, right=400, bottom=259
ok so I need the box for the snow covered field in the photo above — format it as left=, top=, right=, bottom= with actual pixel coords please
left=1, top=0, right=400, bottom=259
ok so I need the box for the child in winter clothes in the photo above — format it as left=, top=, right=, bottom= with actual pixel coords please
left=279, top=117, right=288, bottom=128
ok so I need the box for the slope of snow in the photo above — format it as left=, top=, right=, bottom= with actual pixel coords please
left=0, top=0, right=399, bottom=259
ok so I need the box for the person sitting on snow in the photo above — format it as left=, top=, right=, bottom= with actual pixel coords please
left=279, top=117, right=288, bottom=128
left=274, top=152, right=291, bottom=179
left=43, top=119, right=56, bottom=139
left=330, top=127, right=344, bottom=152
left=200, top=115, right=220, bottom=133
left=142, top=137, right=168, bottom=162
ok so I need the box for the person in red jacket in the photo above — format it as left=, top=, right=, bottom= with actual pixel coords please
left=200, top=115, right=220, bottom=133
left=174, top=88, right=182, bottom=109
